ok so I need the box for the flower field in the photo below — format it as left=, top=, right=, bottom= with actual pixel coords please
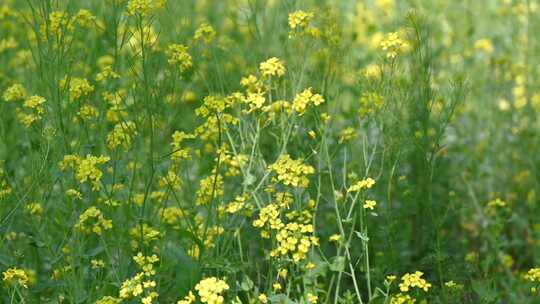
left=1, top=0, right=540, bottom=303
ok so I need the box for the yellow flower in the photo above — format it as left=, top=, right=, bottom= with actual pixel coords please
left=194, top=277, right=229, bottom=304
left=329, top=234, right=341, bottom=242
left=363, top=200, right=377, bottom=210
left=292, top=88, right=325, bottom=115
left=26, top=202, right=43, bottom=216
left=258, top=294, right=268, bottom=304
left=398, top=271, right=431, bottom=292
left=524, top=267, right=540, bottom=282
left=3, top=83, right=26, bottom=102
left=166, top=44, right=192, bottom=72
left=339, top=127, right=356, bottom=143
left=70, top=154, right=110, bottom=190
left=91, top=259, right=105, bottom=269
left=177, top=291, right=196, bottom=304
left=196, top=173, right=224, bottom=205
left=268, top=154, right=315, bottom=188
left=194, top=22, right=216, bottom=44
left=380, top=32, right=408, bottom=59
left=129, top=224, right=161, bottom=246
left=73, top=9, right=96, bottom=27
left=390, top=293, right=414, bottom=304
left=60, top=77, right=94, bottom=101
left=474, top=38, right=494, bottom=55
left=2, top=267, right=29, bottom=288
left=359, top=91, right=384, bottom=118
left=243, top=91, right=266, bottom=113
left=348, top=177, right=375, bottom=192
left=288, top=10, right=314, bottom=30
left=307, top=293, right=318, bottom=303
left=260, top=57, right=286, bottom=78
left=77, top=105, right=99, bottom=121
left=107, top=121, right=138, bottom=150
left=74, top=207, right=112, bottom=235
left=127, top=0, right=166, bottom=17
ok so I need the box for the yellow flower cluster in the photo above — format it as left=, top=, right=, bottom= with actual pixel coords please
left=2, top=83, right=26, bottom=102
left=329, top=234, right=341, bottom=242
left=348, top=177, right=375, bottom=192
left=158, top=170, right=182, bottom=191
left=253, top=203, right=282, bottom=235
left=243, top=91, right=266, bottom=113
left=292, top=88, right=325, bottom=115
left=225, top=194, right=249, bottom=214
left=338, top=127, right=357, bottom=143
left=272, top=221, right=318, bottom=262
left=73, top=9, right=96, bottom=27
left=160, top=206, right=186, bottom=225
left=253, top=197, right=319, bottom=262
left=126, top=0, right=167, bottom=17
left=60, top=154, right=110, bottom=190
left=166, top=44, right=192, bottom=72
left=177, top=291, right=196, bottom=304
left=260, top=57, right=286, bottom=78
left=170, top=131, right=195, bottom=162
left=0, top=162, right=12, bottom=199
left=359, top=91, right=384, bottom=118
left=103, top=90, right=128, bottom=122
left=129, top=223, right=161, bottom=247
left=96, top=65, right=120, bottom=83
left=474, top=38, right=494, bottom=55
left=196, top=173, right=224, bottom=205
left=380, top=32, right=409, bottom=59
left=194, top=277, right=229, bottom=304
left=390, top=293, right=415, bottom=304
left=91, top=259, right=105, bottom=269
left=107, top=121, right=138, bottom=150
left=525, top=267, right=540, bottom=282
left=194, top=22, right=216, bottom=44
left=398, top=271, right=432, bottom=292
left=26, top=202, right=43, bottom=216
left=0, top=37, right=17, bottom=53
left=486, top=197, right=507, bottom=214
left=268, top=154, right=315, bottom=188
left=363, top=199, right=377, bottom=210
left=196, top=95, right=230, bottom=117
left=47, top=11, right=73, bottom=36
left=288, top=10, right=314, bottom=31
left=60, top=77, right=94, bottom=101
left=127, top=25, right=158, bottom=54
left=512, top=74, right=528, bottom=109
left=307, top=293, right=318, bottom=303
left=2, top=267, right=29, bottom=288
left=240, top=75, right=263, bottom=93
left=17, top=95, right=46, bottom=127
left=74, top=207, right=112, bottom=235
left=40, top=9, right=96, bottom=39
left=77, top=105, right=99, bottom=121
left=119, top=253, right=159, bottom=303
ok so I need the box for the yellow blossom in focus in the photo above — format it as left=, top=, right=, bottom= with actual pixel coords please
left=2, top=267, right=29, bottom=288
left=260, top=57, right=286, bottom=78
left=194, top=277, right=229, bottom=304
left=363, top=200, right=377, bottom=210
left=399, top=271, right=431, bottom=292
